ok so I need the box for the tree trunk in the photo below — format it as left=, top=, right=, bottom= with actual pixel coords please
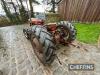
left=51, top=0, right=56, bottom=13
left=29, top=0, right=34, bottom=17
left=52, top=1, right=56, bottom=13
left=1, top=0, right=14, bottom=22
left=11, top=0, right=21, bottom=23
left=19, top=0, right=28, bottom=22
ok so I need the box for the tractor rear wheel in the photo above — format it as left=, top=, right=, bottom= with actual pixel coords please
left=57, top=21, right=77, bottom=43
left=31, top=25, right=56, bottom=65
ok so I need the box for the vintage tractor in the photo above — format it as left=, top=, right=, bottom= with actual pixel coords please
left=23, top=18, right=77, bottom=65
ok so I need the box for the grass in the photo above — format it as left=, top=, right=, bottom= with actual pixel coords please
left=75, top=23, right=100, bottom=44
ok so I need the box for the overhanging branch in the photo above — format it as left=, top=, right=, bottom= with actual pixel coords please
left=56, top=0, right=63, bottom=4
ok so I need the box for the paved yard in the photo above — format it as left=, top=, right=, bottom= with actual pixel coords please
left=0, top=25, right=100, bottom=75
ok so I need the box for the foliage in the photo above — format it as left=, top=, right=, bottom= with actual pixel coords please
left=9, top=0, right=21, bottom=23
left=29, top=0, right=40, bottom=17
left=1, top=0, right=15, bottom=23
left=1, top=0, right=27, bottom=24
left=0, top=0, right=40, bottom=25
left=75, top=23, right=100, bottom=44
left=0, top=16, right=11, bottom=26
left=19, top=0, right=28, bottom=22
left=45, top=13, right=61, bottom=23
left=32, top=0, right=40, bottom=4
left=45, top=0, right=62, bottom=13
left=19, top=7, right=28, bottom=23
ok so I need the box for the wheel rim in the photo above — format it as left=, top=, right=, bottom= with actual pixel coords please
left=57, top=26, right=70, bottom=42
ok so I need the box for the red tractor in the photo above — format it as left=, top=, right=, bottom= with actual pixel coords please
left=23, top=18, right=76, bottom=65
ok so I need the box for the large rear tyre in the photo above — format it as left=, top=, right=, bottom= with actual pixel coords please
left=57, top=21, right=77, bottom=43
left=31, top=25, right=56, bottom=65
left=31, top=35, right=44, bottom=64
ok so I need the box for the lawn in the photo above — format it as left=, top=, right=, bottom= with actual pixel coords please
left=74, top=23, right=100, bottom=44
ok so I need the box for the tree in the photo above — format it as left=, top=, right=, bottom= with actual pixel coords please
left=29, top=0, right=40, bottom=17
left=1, top=0, right=14, bottom=22
left=44, top=0, right=62, bottom=13
left=19, top=0, right=28, bottom=22
left=9, top=0, right=21, bottom=23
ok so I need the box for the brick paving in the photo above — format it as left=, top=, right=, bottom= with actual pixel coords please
left=0, top=25, right=100, bottom=75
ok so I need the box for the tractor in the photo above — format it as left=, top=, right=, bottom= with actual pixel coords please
left=23, top=18, right=77, bottom=65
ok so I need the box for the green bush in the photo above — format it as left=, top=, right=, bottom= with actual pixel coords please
left=0, top=17, right=12, bottom=27
left=45, top=13, right=61, bottom=23
left=0, top=16, right=27, bottom=27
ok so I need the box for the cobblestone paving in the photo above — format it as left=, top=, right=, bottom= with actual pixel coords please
left=0, top=25, right=100, bottom=75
